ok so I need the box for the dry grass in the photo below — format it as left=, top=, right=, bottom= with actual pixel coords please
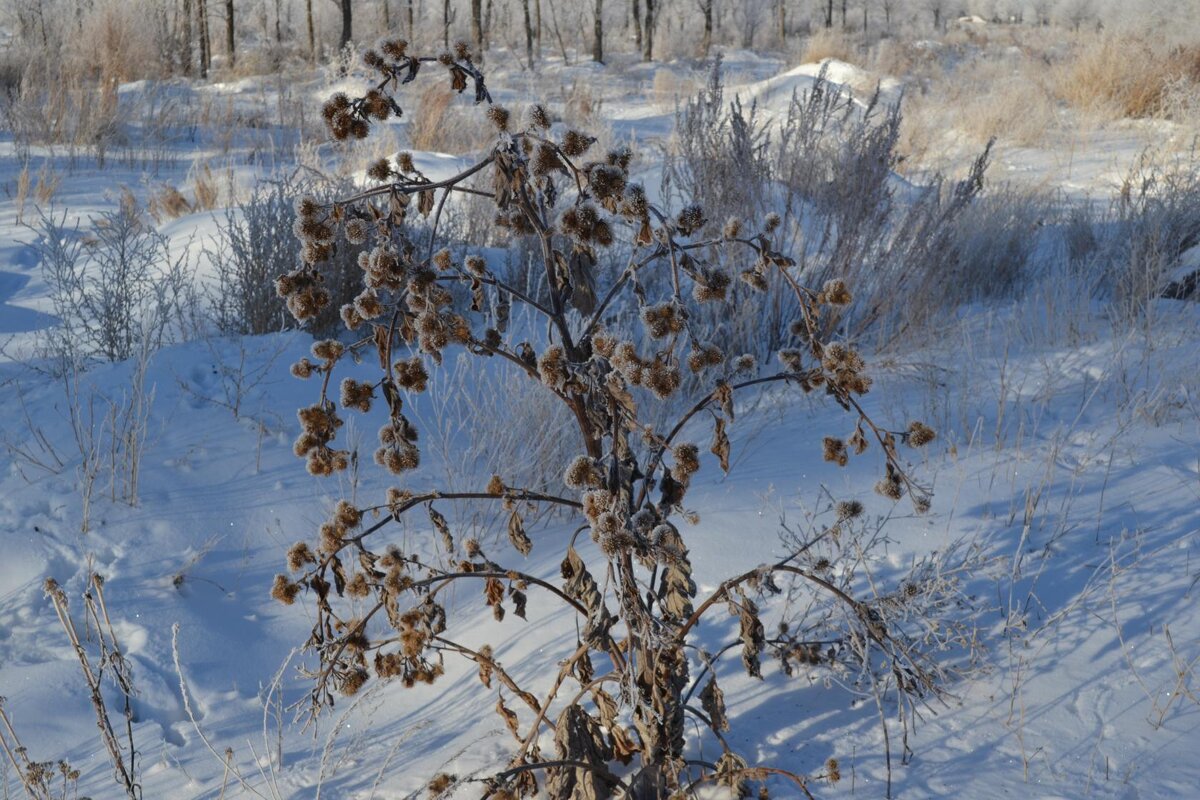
left=1052, top=35, right=1200, bottom=120
left=902, top=57, right=1060, bottom=154
left=798, top=29, right=856, bottom=65
left=13, top=162, right=62, bottom=223
left=147, top=183, right=193, bottom=222
left=190, top=164, right=222, bottom=211
left=651, top=68, right=700, bottom=112
left=407, top=83, right=493, bottom=154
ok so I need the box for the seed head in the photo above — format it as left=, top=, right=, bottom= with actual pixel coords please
left=823, top=437, right=849, bottom=467
left=486, top=104, right=510, bottom=131
left=312, top=339, right=345, bottom=361
left=645, top=359, right=681, bottom=399
left=564, top=455, right=604, bottom=490
left=676, top=204, right=705, bottom=235
left=693, top=268, right=731, bottom=303
left=687, top=343, right=724, bottom=373
left=836, top=500, right=864, bottom=520
left=907, top=421, right=936, bottom=447
left=271, top=575, right=300, bottom=605
left=875, top=476, right=904, bottom=500
left=640, top=302, right=685, bottom=339
left=562, top=129, right=594, bottom=158
left=286, top=541, right=316, bottom=572
left=394, top=356, right=429, bottom=392
left=528, top=103, right=551, bottom=129
left=671, top=443, right=701, bottom=483
left=537, top=344, right=569, bottom=389
left=739, top=268, right=769, bottom=292
left=291, top=358, right=316, bottom=379
left=367, top=158, right=393, bottom=183
left=820, top=278, right=852, bottom=306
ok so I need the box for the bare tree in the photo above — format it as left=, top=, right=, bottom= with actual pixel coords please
left=182, top=0, right=195, bottom=75
left=197, top=0, right=211, bottom=77
left=471, top=0, right=484, bottom=61
left=522, top=0, right=535, bottom=66
left=339, top=0, right=352, bottom=49
left=922, top=0, right=945, bottom=30
left=592, top=0, right=603, bottom=62
left=631, top=0, right=642, bottom=50
left=225, top=0, right=235, bottom=68
left=306, top=0, right=316, bottom=59
left=700, top=0, right=713, bottom=55
left=642, top=0, right=655, bottom=59
left=823, top=0, right=834, bottom=27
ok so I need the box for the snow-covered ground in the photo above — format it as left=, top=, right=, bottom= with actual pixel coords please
left=1, top=54, right=1198, bottom=799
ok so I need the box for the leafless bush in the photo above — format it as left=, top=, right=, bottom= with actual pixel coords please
left=31, top=202, right=195, bottom=365
left=271, top=39, right=966, bottom=798
left=206, top=172, right=365, bottom=336
left=1101, top=148, right=1200, bottom=321
left=669, top=60, right=1001, bottom=346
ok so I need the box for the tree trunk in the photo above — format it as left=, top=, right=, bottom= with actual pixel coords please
left=306, top=0, right=315, bottom=60
left=339, top=0, right=352, bottom=50
left=700, top=0, right=711, bottom=56
left=443, top=0, right=451, bottom=48
left=641, top=0, right=653, bottom=60
left=824, top=0, right=833, bottom=28
left=382, top=0, right=390, bottom=28
left=535, top=0, right=542, bottom=57
left=592, top=0, right=602, bottom=62
left=407, top=0, right=414, bottom=38
left=225, top=0, right=235, bottom=68
left=182, top=0, right=194, bottom=75
left=471, top=0, right=484, bottom=60
left=197, top=0, right=210, bottom=77
left=841, top=0, right=847, bottom=29
left=631, top=0, right=642, bottom=51
left=777, top=0, right=785, bottom=43
left=522, top=0, right=534, bottom=67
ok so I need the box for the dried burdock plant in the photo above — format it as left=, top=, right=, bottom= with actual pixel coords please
left=44, top=575, right=140, bottom=799
left=276, top=38, right=953, bottom=798
left=0, top=698, right=81, bottom=800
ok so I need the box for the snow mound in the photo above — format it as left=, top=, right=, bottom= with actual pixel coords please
left=735, top=59, right=903, bottom=119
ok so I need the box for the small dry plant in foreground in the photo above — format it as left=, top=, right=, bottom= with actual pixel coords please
left=0, top=575, right=140, bottom=799
left=274, top=39, right=969, bottom=799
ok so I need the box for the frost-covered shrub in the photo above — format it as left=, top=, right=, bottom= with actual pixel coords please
left=666, top=59, right=998, bottom=346
left=272, top=40, right=973, bottom=799
left=1105, top=150, right=1200, bottom=318
left=32, top=202, right=194, bottom=365
left=207, top=173, right=367, bottom=336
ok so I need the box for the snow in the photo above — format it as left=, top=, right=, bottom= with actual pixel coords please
left=1, top=54, right=1199, bottom=800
